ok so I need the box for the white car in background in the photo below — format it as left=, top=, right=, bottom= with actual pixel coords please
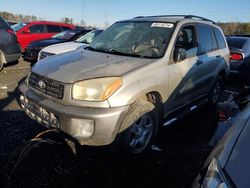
left=38, top=29, right=103, bottom=61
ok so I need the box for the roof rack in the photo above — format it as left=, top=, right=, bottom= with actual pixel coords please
left=134, top=15, right=216, bottom=24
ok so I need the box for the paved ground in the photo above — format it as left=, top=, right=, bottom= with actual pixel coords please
left=0, top=60, right=235, bottom=188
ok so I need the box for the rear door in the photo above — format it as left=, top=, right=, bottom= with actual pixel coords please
left=196, top=24, right=223, bottom=94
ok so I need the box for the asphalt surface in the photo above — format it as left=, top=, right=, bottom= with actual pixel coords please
left=0, top=60, right=234, bottom=188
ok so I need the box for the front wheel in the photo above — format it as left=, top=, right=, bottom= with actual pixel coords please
left=112, top=100, right=159, bottom=154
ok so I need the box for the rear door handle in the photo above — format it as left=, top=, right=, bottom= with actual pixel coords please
left=196, top=60, right=203, bottom=65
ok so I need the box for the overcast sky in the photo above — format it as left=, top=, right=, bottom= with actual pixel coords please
left=1, top=0, right=250, bottom=27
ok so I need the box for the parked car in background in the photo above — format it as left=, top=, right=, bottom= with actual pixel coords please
left=0, top=17, right=21, bottom=71
left=11, top=21, right=75, bottom=50
left=19, top=15, right=229, bottom=154
left=7, top=21, right=17, bottom=26
left=23, top=29, right=93, bottom=62
left=38, top=29, right=103, bottom=61
left=226, top=36, right=250, bottom=84
left=193, top=89, right=250, bottom=188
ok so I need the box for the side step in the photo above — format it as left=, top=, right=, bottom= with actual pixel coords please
left=163, top=105, right=198, bottom=127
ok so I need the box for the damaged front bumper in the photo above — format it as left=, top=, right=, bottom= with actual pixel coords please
left=18, top=82, right=129, bottom=146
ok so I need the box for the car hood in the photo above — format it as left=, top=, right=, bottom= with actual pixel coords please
left=32, top=49, right=154, bottom=83
left=205, top=103, right=250, bottom=188
left=28, top=38, right=66, bottom=47
left=224, top=112, right=250, bottom=188
left=41, top=41, right=84, bottom=54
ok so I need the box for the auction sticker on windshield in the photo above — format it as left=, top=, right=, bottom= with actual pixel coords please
left=151, top=23, right=174, bottom=28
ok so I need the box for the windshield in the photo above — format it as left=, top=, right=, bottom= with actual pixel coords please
left=11, top=22, right=27, bottom=32
left=76, top=30, right=103, bottom=44
left=88, top=21, right=174, bottom=58
left=52, top=30, right=77, bottom=40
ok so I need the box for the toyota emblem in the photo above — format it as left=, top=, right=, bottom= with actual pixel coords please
left=38, top=80, right=46, bottom=89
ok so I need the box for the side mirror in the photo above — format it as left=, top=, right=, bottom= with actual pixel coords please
left=174, top=48, right=187, bottom=62
left=23, top=29, right=30, bottom=34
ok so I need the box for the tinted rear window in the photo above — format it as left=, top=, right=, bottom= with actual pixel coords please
left=226, top=38, right=246, bottom=49
left=61, top=26, right=71, bottom=31
left=213, top=27, right=226, bottom=49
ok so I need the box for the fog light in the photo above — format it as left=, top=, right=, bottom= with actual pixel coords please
left=71, top=119, right=95, bottom=138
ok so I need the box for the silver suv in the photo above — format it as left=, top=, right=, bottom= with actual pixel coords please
left=19, top=15, right=229, bottom=154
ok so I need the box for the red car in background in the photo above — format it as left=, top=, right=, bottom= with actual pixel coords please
left=11, top=21, right=75, bottom=50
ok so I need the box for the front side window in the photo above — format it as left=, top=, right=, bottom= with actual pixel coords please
left=174, top=25, right=198, bottom=59
left=88, top=21, right=174, bottom=58
left=197, top=24, right=213, bottom=54
left=29, top=24, right=44, bottom=33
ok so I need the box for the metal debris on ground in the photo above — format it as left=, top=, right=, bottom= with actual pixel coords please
left=0, top=85, right=8, bottom=90
left=151, top=145, right=162, bottom=151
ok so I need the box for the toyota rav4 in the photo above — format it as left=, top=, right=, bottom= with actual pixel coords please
left=19, top=15, right=230, bottom=154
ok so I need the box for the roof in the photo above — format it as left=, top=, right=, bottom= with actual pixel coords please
left=23, top=21, right=74, bottom=26
left=120, top=15, right=216, bottom=24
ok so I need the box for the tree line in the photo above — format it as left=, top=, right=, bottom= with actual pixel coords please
left=1, top=11, right=250, bottom=34
left=218, top=22, right=250, bottom=35
left=0, top=11, right=75, bottom=25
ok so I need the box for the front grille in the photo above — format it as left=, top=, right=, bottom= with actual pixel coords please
left=28, top=72, right=64, bottom=99
left=39, top=51, right=55, bottom=60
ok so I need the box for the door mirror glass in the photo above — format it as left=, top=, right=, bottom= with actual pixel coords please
left=174, top=48, right=187, bottom=62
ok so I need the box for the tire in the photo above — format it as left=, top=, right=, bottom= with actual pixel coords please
left=112, top=100, right=159, bottom=154
left=210, top=76, right=223, bottom=104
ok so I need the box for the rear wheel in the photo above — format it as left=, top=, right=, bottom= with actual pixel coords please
left=112, top=100, right=159, bottom=154
left=211, top=76, right=223, bottom=104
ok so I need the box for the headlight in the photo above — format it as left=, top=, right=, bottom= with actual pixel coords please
left=202, top=158, right=230, bottom=188
left=72, top=77, right=122, bottom=101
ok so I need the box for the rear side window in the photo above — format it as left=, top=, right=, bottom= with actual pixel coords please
left=213, top=27, right=226, bottom=49
left=29, top=24, right=45, bottom=33
left=197, top=24, right=213, bottom=54
left=61, top=26, right=71, bottom=31
left=47, top=25, right=61, bottom=33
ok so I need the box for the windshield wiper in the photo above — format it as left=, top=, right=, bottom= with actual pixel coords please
left=106, top=49, right=128, bottom=55
left=84, top=47, right=147, bottom=58
left=104, top=49, right=146, bottom=58
left=84, top=46, right=98, bottom=51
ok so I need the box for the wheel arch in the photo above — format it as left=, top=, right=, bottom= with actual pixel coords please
left=118, top=90, right=164, bottom=133
left=0, top=50, right=7, bottom=64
